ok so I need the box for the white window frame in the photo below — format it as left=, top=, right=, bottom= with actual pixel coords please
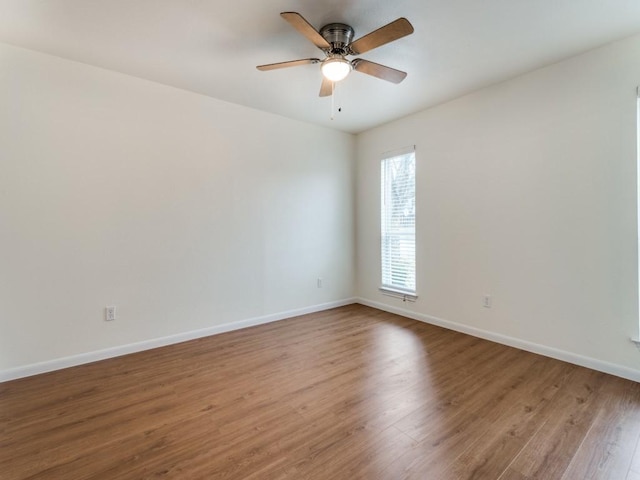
left=634, top=89, right=640, bottom=346
left=380, top=146, right=417, bottom=301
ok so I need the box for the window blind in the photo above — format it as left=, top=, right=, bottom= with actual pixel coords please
left=381, top=148, right=416, bottom=294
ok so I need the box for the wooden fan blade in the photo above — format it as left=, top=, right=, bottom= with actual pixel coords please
left=352, top=59, right=407, bottom=84
left=256, top=58, right=321, bottom=71
left=349, top=18, right=414, bottom=55
left=281, top=12, right=331, bottom=49
left=319, top=77, right=333, bottom=97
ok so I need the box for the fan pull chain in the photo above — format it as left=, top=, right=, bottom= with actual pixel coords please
left=330, top=81, right=341, bottom=120
left=331, top=81, right=335, bottom=120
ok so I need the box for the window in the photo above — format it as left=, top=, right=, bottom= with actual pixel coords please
left=381, top=147, right=416, bottom=296
left=636, top=89, right=640, bottom=344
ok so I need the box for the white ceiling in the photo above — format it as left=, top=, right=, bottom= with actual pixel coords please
left=1, top=1, right=640, bottom=134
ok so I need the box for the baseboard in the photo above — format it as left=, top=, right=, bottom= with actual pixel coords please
left=356, top=297, right=640, bottom=383
left=0, top=298, right=357, bottom=383
left=7, top=297, right=637, bottom=384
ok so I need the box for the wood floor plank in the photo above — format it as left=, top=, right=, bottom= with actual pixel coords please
left=501, top=366, right=607, bottom=479
left=2, top=304, right=640, bottom=479
left=271, top=425, right=417, bottom=480
left=629, top=436, right=640, bottom=480
left=415, top=356, right=569, bottom=479
left=561, top=376, right=640, bottom=479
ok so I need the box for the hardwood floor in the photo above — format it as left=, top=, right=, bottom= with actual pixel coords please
left=2, top=304, right=640, bottom=479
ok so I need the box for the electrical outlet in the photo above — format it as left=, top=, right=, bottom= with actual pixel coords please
left=105, top=306, right=116, bottom=321
left=483, top=295, right=492, bottom=308
left=317, top=277, right=323, bottom=288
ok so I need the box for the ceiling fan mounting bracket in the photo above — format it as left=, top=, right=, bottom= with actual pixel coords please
left=319, top=23, right=354, bottom=55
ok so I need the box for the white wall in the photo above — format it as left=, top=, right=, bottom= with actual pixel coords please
left=356, top=34, right=640, bottom=379
left=4, top=32, right=640, bottom=381
left=0, top=43, right=355, bottom=375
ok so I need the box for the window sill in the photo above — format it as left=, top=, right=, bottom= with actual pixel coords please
left=379, top=287, right=418, bottom=302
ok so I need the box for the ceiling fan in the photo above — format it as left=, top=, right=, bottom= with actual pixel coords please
left=257, top=12, right=414, bottom=97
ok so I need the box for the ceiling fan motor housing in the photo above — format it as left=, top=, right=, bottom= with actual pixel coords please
left=319, top=23, right=355, bottom=55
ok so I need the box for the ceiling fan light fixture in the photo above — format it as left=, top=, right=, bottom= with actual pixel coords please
left=321, top=57, right=352, bottom=82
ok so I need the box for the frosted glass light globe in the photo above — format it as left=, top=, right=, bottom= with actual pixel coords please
left=321, top=58, right=352, bottom=82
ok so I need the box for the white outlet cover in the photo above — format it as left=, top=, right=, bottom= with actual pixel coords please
left=105, top=306, right=116, bottom=321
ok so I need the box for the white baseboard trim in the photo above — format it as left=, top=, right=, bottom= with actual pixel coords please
left=0, top=298, right=357, bottom=383
left=356, top=297, right=640, bottom=383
